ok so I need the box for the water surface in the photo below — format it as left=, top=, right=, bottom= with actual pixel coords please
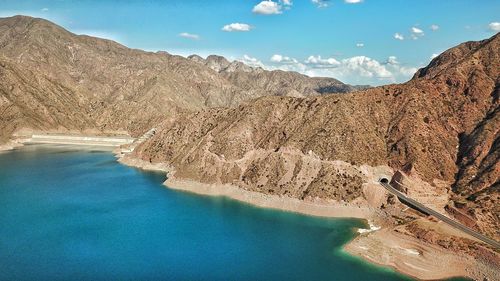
left=0, top=145, right=417, bottom=280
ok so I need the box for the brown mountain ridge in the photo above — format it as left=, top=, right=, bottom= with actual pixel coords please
left=133, top=33, right=499, bottom=241
left=0, top=15, right=499, bottom=280
left=0, top=15, right=358, bottom=143
left=128, top=33, right=500, bottom=279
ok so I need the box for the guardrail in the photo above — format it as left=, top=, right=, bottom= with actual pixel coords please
left=379, top=178, right=500, bottom=249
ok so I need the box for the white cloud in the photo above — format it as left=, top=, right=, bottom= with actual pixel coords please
left=222, top=23, right=252, bottom=32
left=345, top=0, right=363, bottom=3
left=394, top=33, right=404, bottom=40
left=179, top=32, right=200, bottom=40
left=241, top=54, right=265, bottom=68
left=336, top=56, right=416, bottom=82
left=41, top=8, right=49, bottom=12
left=304, top=55, right=341, bottom=68
left=312, top=0, right=329, bottom=8
left=410, top=27, right=424, bottom=40
left=253, top=1, right=283, bottom=15
left=488, top=22, right=500, bottom=32
left=430, top=53, right=439, bottom=60
left=281, top=0, right=293, bottom=6
left=430, top=24, right=439, bottom=31
left=387, top=56, right=398, bottom=65
left=238, top=53, right=418, bottom=85
left=388, top=57, right=418, bottom=79
left=270, top=54, right=283, bottom=62
left=356, top=43, right=364, bottom=47
left=339, top=56, right=392, bottom=78
left=270, top=54, right=298, bottom=64
left=411, top=27, right=424, bottom=34
left=275, top=62, right=308, bottom=73
left=397, top=66, right=418, bottom=77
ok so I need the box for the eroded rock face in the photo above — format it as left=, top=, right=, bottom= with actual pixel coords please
left=134, top=93, right=391, bottom=202
left=0, top=15, right=359, bottom=142
left=135, top=33, right=500, bottom=239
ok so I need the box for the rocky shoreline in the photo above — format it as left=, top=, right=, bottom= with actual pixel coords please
left=0, top=140, right=24, bottom=152
left=118, top=154, right=376, bottom=219
left=0, top=142, right=495, bottom=280
left=0, top=143, right=495, bottom=280
left=117, top=154, right=495, bottom=281
left=1, top=15, right=498, bottom=281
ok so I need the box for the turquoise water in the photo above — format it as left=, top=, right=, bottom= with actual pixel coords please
left=0, top=145, right=438, bottom=280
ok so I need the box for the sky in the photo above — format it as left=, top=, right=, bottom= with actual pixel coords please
left=1, top=0, right=499, bottom=86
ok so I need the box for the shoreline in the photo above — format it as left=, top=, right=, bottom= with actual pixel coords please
left=0, top=146, right=487, bottom=281
left=118, top=155, right=376, bottom=220
left=118, top=154, right=486, bottom=281
left=166, top=178, right=376, bottom=219
left=344, top=229, right=479, bottom=281
left=0, top=140, right=25, bottom=152
left=0, top=132, right=135, bottom=152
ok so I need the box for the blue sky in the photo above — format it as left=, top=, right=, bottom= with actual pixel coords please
left=1, top=0, right=499, bottom=85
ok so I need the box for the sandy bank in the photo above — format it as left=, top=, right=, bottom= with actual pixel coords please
left=344, top=228, right=498, bottom=281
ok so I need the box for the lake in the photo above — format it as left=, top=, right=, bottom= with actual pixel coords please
left=0, top=145, right=418, bottom=281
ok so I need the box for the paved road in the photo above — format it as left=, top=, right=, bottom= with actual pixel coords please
left=379, top=178, right=500, bottom=249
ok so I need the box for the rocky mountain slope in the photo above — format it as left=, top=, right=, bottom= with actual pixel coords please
left=1, top=14, right=498, bottom=279
left=134, top=33, right=500, bottom=242
left=0, top=15, right=357, bottom=143
left=189, top=54, right=363, bottom=96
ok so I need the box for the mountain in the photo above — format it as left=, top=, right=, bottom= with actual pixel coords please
left=134, top=33, right=500, bottom=242
left=1, top=15, right=498, bottom=278
left=0, top=15, right=358, bottom=142
left=188, top=54, right=363, bottom=96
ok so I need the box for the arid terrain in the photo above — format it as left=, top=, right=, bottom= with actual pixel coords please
left=0, top=15, right=498, bottom=280
left=0, top=15, right=358, bottom=143
left=134, top=32, right=499, bottom=237
left=130, top=32, right=500, bottom=280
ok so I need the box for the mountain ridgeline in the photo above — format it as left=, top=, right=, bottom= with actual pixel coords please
left=134, top=33, right=500, bottom=240
left=0, top=15, right=360, bottom=143
left=188, top=54, right=367, bottom=95
left=0, top=15, right=499, bottom=269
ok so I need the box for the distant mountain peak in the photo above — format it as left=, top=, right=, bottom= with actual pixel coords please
left=0, top=15, right=67, bottom=34
left=204, top=55, right=231, bottom=72
left=187, top=54, right=204, bottom=63
left=414, top=32, right=500, bottom=79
